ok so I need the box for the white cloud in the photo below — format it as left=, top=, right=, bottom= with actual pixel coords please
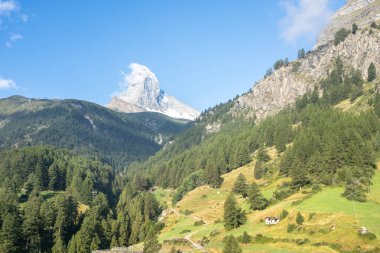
left=20, top=13, right=28, bottom=22
left=6, top=32, right=22, bottom=47
left=0, top=0, right=18, bottom=16
left=0, top=77, right=16, bottom=89
left=280, top=0, right=334, bottom=43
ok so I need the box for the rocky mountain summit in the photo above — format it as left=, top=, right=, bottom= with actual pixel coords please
left=108, top=63, right=200, bottom=121
left=233, top=0, right=380, bottom=120
left=315, top=0, right=380, bottom=49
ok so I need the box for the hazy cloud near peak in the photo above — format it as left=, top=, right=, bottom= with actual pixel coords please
left=0, top=77, right=16, bottom=89
left=280, top=0, right=334, bottom=43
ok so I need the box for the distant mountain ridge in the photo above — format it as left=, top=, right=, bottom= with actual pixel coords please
left=108, top=63, right=200, bottom=121
left=0, top=95, right=189, bottom=170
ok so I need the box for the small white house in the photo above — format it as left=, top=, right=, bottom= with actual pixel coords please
left=265, top=217, right=280, bottom=225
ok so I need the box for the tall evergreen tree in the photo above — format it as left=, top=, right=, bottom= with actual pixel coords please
left=248, top=182, right=268, bottom=210
left=0, top=211, right=24, bottom=253
left=224, top=194, right=246, bottom=230
left=223, top=235, right=242, bottom=253
left=204, top=160, right=223, bottom=188
left=368, top=62, right=377, bottom=82
left=143, top=230, right=161, bottom=253
left=232, top=174, right=248, bottom=197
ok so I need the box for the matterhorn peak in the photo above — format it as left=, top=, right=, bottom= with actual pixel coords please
left=108, top=63, right=200, bottom=121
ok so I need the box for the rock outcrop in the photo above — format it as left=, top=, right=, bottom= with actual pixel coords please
left=234, top=28, right=380, bottom=120
left=315, top=0, right=380, bottom=48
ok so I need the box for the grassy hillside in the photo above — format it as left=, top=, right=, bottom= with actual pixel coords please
left=155, top=150, right=380, bottom=253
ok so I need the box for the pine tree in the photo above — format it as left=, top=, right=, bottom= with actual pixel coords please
left=257, top=145, right=270, bottom=162
left=297, top=48, right=305, bottom=59
left=248, top=182, right=268, bottom=210
left=232, top=174, right=248, bottom=197
left=23, top=195, right=43, bottom=252
left=296, top=212, right=304, bottom=225
left=254, top=160, right=266, bottom=180
left=240, top=231, right=251, bottom=244
left=204, top=160, right=223, bottom=188
left=352, top=23, right=358, bottom=34
left=0, top=211, right=24, bottom=253
left=223, top=235, right=242, bottom=253
left=143, top=230, right=161, bottom=253
left=52, top=237, right=67, bottom=253
left=342, top=179, right=367, bottom=202
left=110, top=235, right=119, bottom=248
left=224, top=194, right=246, bottom=230
left=368, top=62, right=377, bottom=82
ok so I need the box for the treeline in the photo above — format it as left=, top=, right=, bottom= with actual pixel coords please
left=0, top=147, right=163, bottom=252
left=0, top=147, right=116, bottom=205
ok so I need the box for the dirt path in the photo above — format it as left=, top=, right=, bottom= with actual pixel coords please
left=159, top=207, right=208, bottom=252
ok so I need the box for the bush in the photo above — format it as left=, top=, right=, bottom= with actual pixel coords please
left=179, top=229, right=191, bottom=234
left=311, top=184, right=322, bottom=192
left=334, top=28, right=351, bottom=45
left=210, top=230, right=221, bottom=238
left=296, top=212, right=304, bottom=225
left=237, top=231, right=252, bottom=244
left=180, top=209, right=193, bottom=215
left=359, top=232, right=377, bottom=241
left=295, top=238, right=310, bottom=245
left=287, top=224, right=296, bottom=233
left=253, top=234, right=273, bottom=244
left=194, top=220, right=206, bottom=226
left=280, top=209, right=289, bottom=220
left=199, top=236, right=210, bottom=246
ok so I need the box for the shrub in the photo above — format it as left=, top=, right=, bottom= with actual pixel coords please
left=194, top=220, right=206, bottom=226
left=237, top=231, right=252, bottom=244
left=359, top=232, right=377, bottom=241
left=179, top=229, right=191, bottom=234
left=210, top=230, right=221, bottom=238
left=287, top=224, right=296, bottom=233
left=295, top=238, right=310, bottom=245
left=253, top=234, right=273, bottom=244
left=280, top=209, right=289, bottom=220
left=334, top=28, right=351, bottom=45
left=311, top=184, right=322, bottom=192
left=296, top=212, right=304, bottom=225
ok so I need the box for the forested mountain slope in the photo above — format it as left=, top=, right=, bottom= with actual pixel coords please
left=0, top=96, right=189, bottom=170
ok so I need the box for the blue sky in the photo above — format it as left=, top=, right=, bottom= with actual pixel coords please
left=0, top=0, right=344, bottom=111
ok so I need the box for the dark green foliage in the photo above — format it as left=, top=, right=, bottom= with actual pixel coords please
left=352, top=23, right=358, bottom=34
left=248, top=183, right=268, bottom=210
left=334, top=28, right=351, bottom=45
left=0, top=96, right=188, bottom=170
left=238, top=231, right=252, bottom=244
left=287, top=224, right=296, bottom=233
left=172, top=171, right=204, bottom=204
left=143, top=230, right=162, bottom=253
left=0, top=210, right=24, bottom=253
left=296, top=212, right=304, bottom=225
left=265, top=68, right=273, bottom=78
left=298, top=48, right=305, bottom=59
left=223, top=235, right=242, bottom=253
left=224, top=194, right=246, bottom=230
left=204, top=161, right=223, bottom=188
left=0, top=147, right=115, bottom=205
left=280, top=209, right=289, bottom=220
left=257, top=145, right=270, bottom=162
left=273, top=58, right=289, bottom=70
left=279, top=105, right=378, bottom=192
left=254, top=160, right=266, bottom=180
left=232, top=174, right=248, bottom=197
left=371, top=22, right=378, bottom=29
left=368, top=63, right=377, bottom=82
left=342, top=179, right=367, bottom=202
left=359, top=232, right=377, bottom=241
left=194, top=220, right=206, bottom=226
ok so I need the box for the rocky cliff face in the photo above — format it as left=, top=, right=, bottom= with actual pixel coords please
left=315, top=0, right=380, bottom=48
left=233, top=27, right=380, bottom=120
left=108, top=63, right=200, bottom=121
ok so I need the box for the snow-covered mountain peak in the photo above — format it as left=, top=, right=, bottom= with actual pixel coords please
left=108, top=63, right=200, bottom=121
